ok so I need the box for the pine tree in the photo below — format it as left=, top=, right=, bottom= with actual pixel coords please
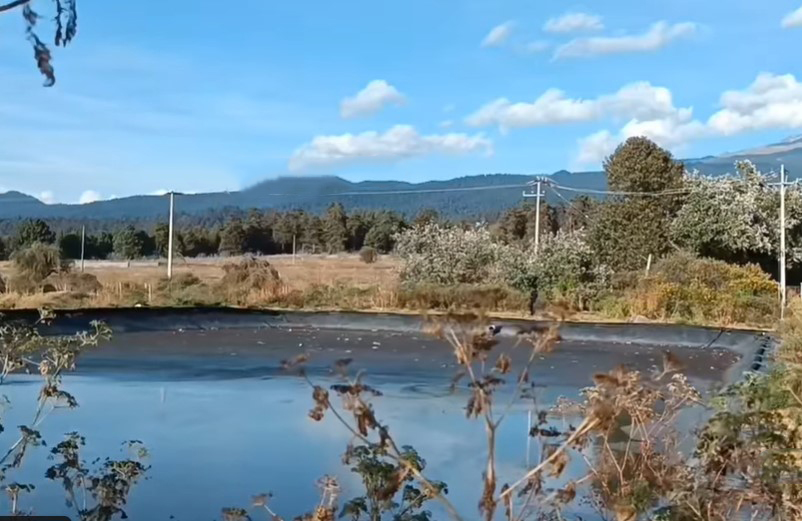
left=589, top=137, right=684, bottom=270
left=323, top=203, right=348, bottom=253
left=219, top=219, right=247, bottom=255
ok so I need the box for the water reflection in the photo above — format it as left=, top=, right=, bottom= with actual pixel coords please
left=0, top=330, right=733, bottom=520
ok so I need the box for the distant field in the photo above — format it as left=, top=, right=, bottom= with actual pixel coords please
left=0, top=254, right=400, bottom=290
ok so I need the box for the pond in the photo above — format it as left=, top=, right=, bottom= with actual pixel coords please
left=0, top=326, right=740, bottom=520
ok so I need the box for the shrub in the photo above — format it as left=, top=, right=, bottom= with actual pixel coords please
left=600, top=251, right=777, bottom=325
left=395, top=224, right=507, bottom=286
left=11, top=243, right=69, bottom=283
left=497, top=229, right=611, bottom=311
left=359, top=246, right=378, bottom=264
left=218, top=256, right=283, bottom=306
left=397, top=283, right=528, bottom=313
left=47, top=272, right=103, bottom=294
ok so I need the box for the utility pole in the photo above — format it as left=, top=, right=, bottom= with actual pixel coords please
left=167, top=191, right=175, bottom=280
left=80, top=225, right=85, bottom=273
left=523, top=179, right=545, bottom=255
left=780, top=165, right=788, bottom=317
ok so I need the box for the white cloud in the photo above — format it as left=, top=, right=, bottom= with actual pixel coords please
left=79, top=190, right=102, bottom=204
left=288, top=124, right=492, bottom=171
left=439, top=120, right=454, bottom=128
left=340, top=80, right=406, bottom=119
left=575, top=72, right=802, bottom=165
left=554, top=21, right=697, bottom=59
left=543, top=12, right=604, bottom=34
left=708, top=73, right=802, bottom=135
left=481, top=21, right=514, bottom=48
left=576, top=130, right=618, bottom=165
left=524, top=41, right=551, bottom=54
left=466, top=82, right=680, bottom=131
left=782, top=6, right=802, bottom=28
left=38, top=191, right=56, bottom=204
left=150, top=189, right=169, bottom=196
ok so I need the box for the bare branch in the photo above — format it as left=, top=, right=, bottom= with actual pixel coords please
left=0, top=0, right=30, bottom=14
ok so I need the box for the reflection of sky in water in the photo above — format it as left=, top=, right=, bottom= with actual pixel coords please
left=0, top=337, right=727, bottom=521
left=0, top=373, right=600, bottom=520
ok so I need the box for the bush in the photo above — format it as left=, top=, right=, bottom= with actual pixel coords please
left=9, top=243, right=71, bottom=294
left=359, top=246, right=378, bottom=264
left=498, top=229, right=610, bottom=311
left=218, top=256, right=283, bottom=306
left=397, top=283, right=528, bottom=313
left=599, top=251, right=777, bottom=325
left=47, top=272, right=103, bottom=294
left=395, top=224, right=507, bottom=286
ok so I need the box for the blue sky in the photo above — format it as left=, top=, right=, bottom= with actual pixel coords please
left=1, top=0, right=802, bottom=203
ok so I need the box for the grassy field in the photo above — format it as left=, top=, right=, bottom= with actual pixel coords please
left=0, top=254, right=403, bottom=310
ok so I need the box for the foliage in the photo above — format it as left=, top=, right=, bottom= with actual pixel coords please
left=589, top=137, right=684, bottom=270
left=154, top=222, right=170, bottom=257
left=673, top=160, right=802, bottom=266
left=11, top=242, right=70, bottom=287
left=112, top=226, right=145, bottom=260
left=218, top=256, right=283, bottom=306
left=59, top=231, right=82, bottom=259
left=397, top=283, right=528, bottom=313
left=600, top=251, right=777, bottom=326
left=499, top=229, right=611, bottom=310
left=0, top=236, right=6, bottom=261
left=323, top=203, right=349, bottom=254
left=16, top=218, right=55, bottom=248
left=219, top=219, right=248, bottom=256
left=0, top=313, right=147, bottom=519
left=3, top=0, right=79, bottom=86
left=395, top=224, right=506, bottom=286
left=359, top=247, right=378, bottom=264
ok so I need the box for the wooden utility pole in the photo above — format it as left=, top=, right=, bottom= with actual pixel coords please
left=80, top=225, right=85, bottom=273
left=780, top=165, right=788, bottom=317
left=523, top=179, right=545, bottom=255
left=167, top=192, right=175, bottom=280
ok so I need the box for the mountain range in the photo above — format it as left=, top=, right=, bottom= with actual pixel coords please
left=2, top=136, right=802, bottom=221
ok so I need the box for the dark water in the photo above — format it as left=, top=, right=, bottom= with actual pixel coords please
left=0, top=327, right=739, bottom=520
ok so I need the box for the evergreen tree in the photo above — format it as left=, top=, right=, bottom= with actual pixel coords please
left=588, top=137, right=684, bottom=270
left=323, top=203, right=348, bottom=253
left=346, top=211, right=371, bottom=251
left=245, top=210, right=274, bottom=254
left=364, top=212, right=405, bottom=253
left=154, top=222, right=170, bottom=257
left=16, top=218, right=56, bottom=248
left=59, top=232, right=82, bottom=259
left=113, top=226, right=145, bottom=259
left=219, top=219, right=247, bottom=255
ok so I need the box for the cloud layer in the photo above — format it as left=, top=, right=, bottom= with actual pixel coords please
left=543, top=12, right=603, bottom=34
left=466, top=82, right=681, bottom=131
left=288, top=125, right=492, bottom=171
left=782, top=6, right=802, bottom=28
left=79, top=190, right=102, bottom=204
left=481, top=21, right=514, bottom=48
left=576, top=72, right=802, bottom=163
left=554, top=21, right=697, bottom=59
left=340, top=80, right=405, bottom=119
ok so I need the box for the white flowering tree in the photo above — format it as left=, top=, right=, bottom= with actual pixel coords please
left=672, top=161, right=802, bottom=265
left=395, top=223, right=609, bottom=310
left=394, top=223, right=507, bottom=286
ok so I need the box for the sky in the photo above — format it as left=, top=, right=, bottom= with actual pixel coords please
left=1, top=0, right=802, bottom=204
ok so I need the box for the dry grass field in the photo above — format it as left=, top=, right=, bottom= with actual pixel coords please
left=0, top=254, right=404, bottom=310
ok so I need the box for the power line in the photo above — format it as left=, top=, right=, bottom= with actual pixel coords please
left=548, top=183, right=690, bottom=197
